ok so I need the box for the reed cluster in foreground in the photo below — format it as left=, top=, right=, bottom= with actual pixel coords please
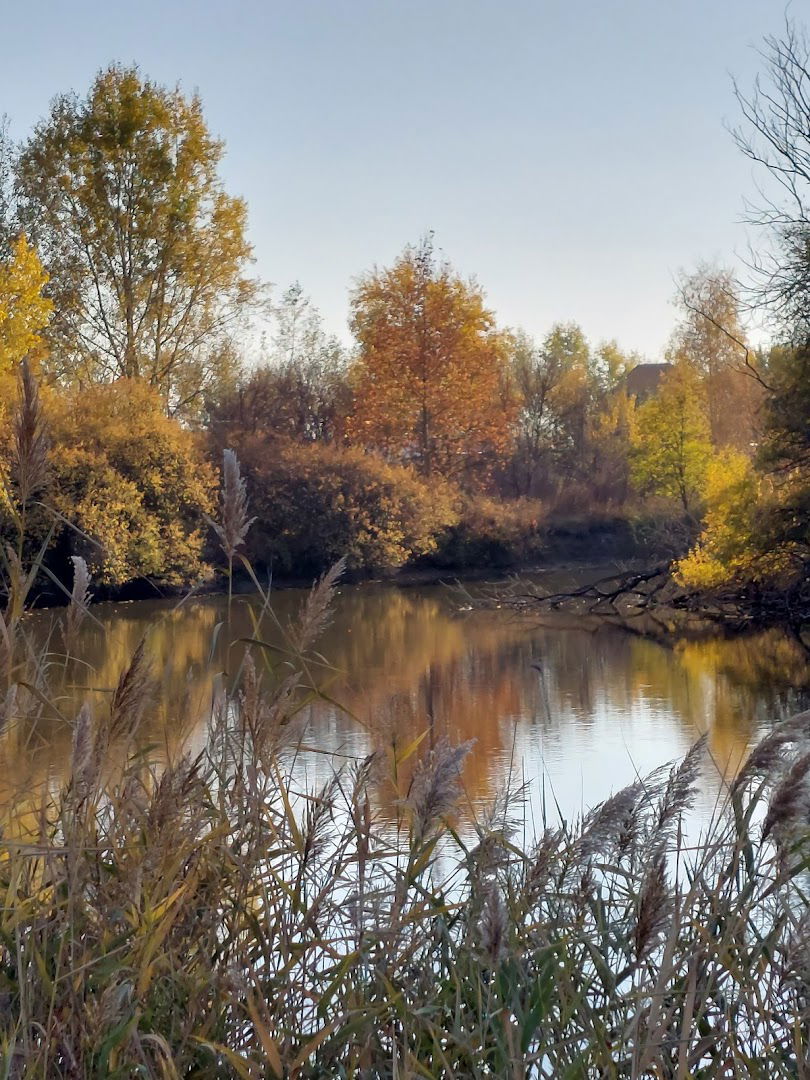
left=1, top=384, right=810, bottom=1078
left=0, top=576, right=810, bottom=1078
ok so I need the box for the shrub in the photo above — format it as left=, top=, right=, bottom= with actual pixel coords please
left=429, top=494, right=546, bottom=568
left=675, top=450, right=778, bottom=588
left=236, top=438, right=459, bottom=574
left=47, top=379, right=215, bottom=586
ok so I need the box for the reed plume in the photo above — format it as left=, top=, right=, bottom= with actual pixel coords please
left=653, top=734, right=707, bottom=847
left=109, top=639, right=156, bottom=743
left=209, top=448, right=254, bottom=561
left=762, top=751, right=810, bottom=843
left=63, top=555, right=91, bottom=650
left=291, top=557, right=346, bottom=654
left=634, top=854, right=671, bottom=962
left=580, top=781, right=641, bottom=858
left=11, top=358, right=49, bottom=508
left=478, top=883, right=508, bottom=967
left=70, top=701, right=104, bottom=800
left=406, top=737, right=474, bottom=843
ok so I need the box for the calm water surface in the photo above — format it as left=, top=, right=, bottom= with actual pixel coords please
left=12, top=576, right=810, bottom=828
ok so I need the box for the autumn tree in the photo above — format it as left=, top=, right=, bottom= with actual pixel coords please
left=716, top=21, right=810, bottom=573
left=236, top=438, right=458, bottom=575
left=506, top=324, right=591, bottom=495
left=0, top=234, right=52, bottom=379
left=348, top=236, right=514, bottom=485
left=631, top=362, right=713, bottom=515
left=14, top=65, right=260, bottom=415
left=506, top=325, right=636, bottom=500
left=669, top=265, right=761, bottom=449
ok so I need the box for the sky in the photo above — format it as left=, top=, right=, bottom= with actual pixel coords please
left=0, top=0, right=797, bottom=359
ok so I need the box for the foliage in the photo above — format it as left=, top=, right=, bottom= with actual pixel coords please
left=237, top=437, right=459, bottom=574
left=428, top=494, right=546, bottom=568
left=348, top=235, right=515, bottom=486
left=46, top=379, right=215, bottom=585
left=631, top=361, right=714, bottom=514
left=0, top=234, right=52, bottom=379
left=506, top=325, right=638, bottom=502
left=14, top=64, right=259, bottom=415
left=586, top=386, right=637, bottom=506
left=669, top=265, right=760, bottom=449
left=675, top=451, right=766, bottom=587
left=208, top=285, right=351, bottom=450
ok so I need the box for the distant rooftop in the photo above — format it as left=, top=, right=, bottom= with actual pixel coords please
left=623, top=362, right=671, bottom=402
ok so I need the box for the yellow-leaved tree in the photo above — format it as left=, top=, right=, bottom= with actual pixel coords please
left=0, top=234, right=52, bottom=380
left=630, top=362, right=713, bottom=515
left=674, top=451, right=767, bottom=587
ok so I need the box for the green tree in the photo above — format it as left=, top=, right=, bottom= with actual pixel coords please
left=14, top=65, right=260, bottom=415
left=631, top=362, right=713, bottom=514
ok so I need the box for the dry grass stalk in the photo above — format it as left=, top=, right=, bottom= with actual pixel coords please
left=109, top=639, right=156, bottom=743
left=0, top=682, right=17, bottom=736
left=0, top=611, right=10, bottom=681
left=209, top=448, right=255, bottom=561
left=63, top=555, right=92, bottom=648
left=406, top=737, right=474, bottom=842
left=11, top=358, right=49, bottom=508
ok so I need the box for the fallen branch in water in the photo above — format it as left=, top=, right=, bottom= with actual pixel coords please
left=468, top=563, right=810, bottom=643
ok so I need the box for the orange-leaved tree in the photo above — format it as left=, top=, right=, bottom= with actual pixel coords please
left=347, top=236, right=515, bottom=486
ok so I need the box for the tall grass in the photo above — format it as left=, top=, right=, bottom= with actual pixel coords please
left=1, top=367, right=810, bottom=1076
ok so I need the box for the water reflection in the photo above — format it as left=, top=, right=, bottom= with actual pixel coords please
left=10, top=582, right=810, bottom=826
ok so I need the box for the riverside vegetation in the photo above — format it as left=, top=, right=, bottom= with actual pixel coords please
left=0, top=368, right=810, bottom=1076
left=4, top=21, right=810, bottom=1079
left=1, top=44, right=803, bottom=600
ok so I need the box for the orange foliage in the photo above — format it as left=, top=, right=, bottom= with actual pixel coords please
left=347, top=236, right=516, bottom=487
left=236, top=437, right=459, bottom=574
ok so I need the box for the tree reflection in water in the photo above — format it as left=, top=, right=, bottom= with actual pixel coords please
left=6, top=581, right=809, bottom=831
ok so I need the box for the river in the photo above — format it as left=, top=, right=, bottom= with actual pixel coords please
left=9, top=574, right=810, bottom=830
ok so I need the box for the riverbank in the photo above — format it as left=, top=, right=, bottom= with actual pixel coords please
left=26, top=509, right=680, bottom=609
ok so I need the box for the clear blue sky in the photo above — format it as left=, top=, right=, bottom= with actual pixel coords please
left=1, top=0, right=792, bottom=358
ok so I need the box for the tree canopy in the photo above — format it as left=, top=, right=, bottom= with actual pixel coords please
left=348, top=236, right=514, bottom=486
left=0, top=234, right=52, bottom=378
left=14, top=65, right=259, bottom=415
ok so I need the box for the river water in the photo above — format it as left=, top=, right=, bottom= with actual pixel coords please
left=10, top=574, right=810, bottom=829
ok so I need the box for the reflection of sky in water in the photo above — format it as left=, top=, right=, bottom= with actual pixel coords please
left=13, top=580, right=810, bottom=833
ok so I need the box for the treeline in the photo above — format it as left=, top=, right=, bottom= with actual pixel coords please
left=0, top=53, right=799, bottom=593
